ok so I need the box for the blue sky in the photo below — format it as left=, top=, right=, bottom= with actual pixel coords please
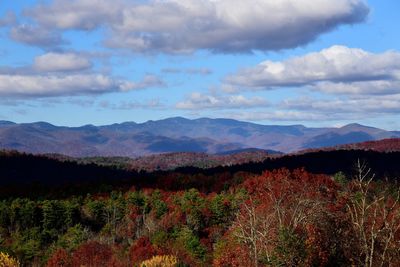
left=0, top=0, right=400, bottom=129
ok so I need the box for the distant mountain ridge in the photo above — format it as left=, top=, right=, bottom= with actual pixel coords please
left=0, top=117, right=399, bottom=157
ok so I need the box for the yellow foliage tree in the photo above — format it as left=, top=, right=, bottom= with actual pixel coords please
left=140, top=255, right=178, bottom=267
left=0, top=252, right=20, bottom=267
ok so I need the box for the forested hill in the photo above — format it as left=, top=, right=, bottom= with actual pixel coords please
left=0, top=150, right=136, bottom=198
left=1, top=148, right=400, bottom=198
left=299, top=137, right=400, bottom=153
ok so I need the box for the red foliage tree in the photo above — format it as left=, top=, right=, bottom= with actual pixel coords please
left=213, top=232, right=252, bottom=267
left=129, top=236, right=158, bottom=264
left=46, top=249, right=71, bottom=267
left=230, top=169, right=341, bottom=266
left=106, top=256, right=129, bottom=267
left=71, top=241, right=113, bottom=267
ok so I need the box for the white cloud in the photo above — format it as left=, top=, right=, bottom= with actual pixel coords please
left=10, top=24, right=64, bottom=47
left=27, top=0, right=121, bottom=30
left=26, top=0, right=368, bottom=53
left=219, top=93, right=400, bottom=122
left=0, top=48, right=165, bottom=98
left=33, top=52, right=92, bottom=72
left=176, top=92, right=268, bottom=109
left=226, top=46, right=400, bottom=89
left=0, top=74, right=164, bottom=97
left=282, top=95, right=400, bottom=114
left=220, top=45, right=400, bottom=122
left=0, top=74, right=129, bottom=97
left=311, top=81, right=400, bottom=95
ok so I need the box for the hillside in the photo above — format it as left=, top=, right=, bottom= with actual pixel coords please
left=339, top=138, right=400, bottom=152
left=79, top=138, right=400, bottom=172
left=127, top=150, right=278, bottom=171
left=1, top=142, right=400, bottom=198
left=298, top=137, right=400, bottom=154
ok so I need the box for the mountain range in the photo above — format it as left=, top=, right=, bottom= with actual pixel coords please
left=0, top=117, right=399, bottom=157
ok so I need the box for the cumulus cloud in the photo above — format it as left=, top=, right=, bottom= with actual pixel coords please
left=218, top=92, right=400, bottom=122
left=176, top=92, right=268, bottom=109
left=311, top=81, right=400, bottom=95
left=0, top=47, right=165, bottom=98
left=0, top=74, right=134, bottom=97
left=10, top=24, right=64, bottom=47
left=0, top=72, right=164, bottom=97
left=26, top=0, right=121, bottom=30
left=26, top=0, right=368, bottom=53
left=219, top=93, right=400, bottom=123
left=221, top=45, right=400, bottom=122
left=226, top=46, right=400, bottom=91
left=33, top=52, right=92, bottom=72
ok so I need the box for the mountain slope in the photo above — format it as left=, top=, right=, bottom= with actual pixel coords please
left=0, top=118, right=399, bottom=157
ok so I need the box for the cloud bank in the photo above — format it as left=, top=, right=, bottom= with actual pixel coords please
left=0, top=73, right=165, bottom=97
left=0, top=49, right=165, bottom=97
left=226, top=45, right=400, bottom=95
left=10, top=25, right=64, bottom=47
left=282, top=95, right=400, bottom=115
left=33, top=52, right=92, bottom=72
left=25, top=0, right=369, bottom=53
left=0, top=74, right=132, bottom=97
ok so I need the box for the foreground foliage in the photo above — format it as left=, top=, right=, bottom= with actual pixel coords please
left=0, top=164, right=399, bottom=266
left=140, top=255, right=178, bottom=267
left=0, top=252, right=19, bottom=267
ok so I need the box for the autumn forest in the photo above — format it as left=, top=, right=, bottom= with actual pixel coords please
left=1, top=140, right=400, bottom=266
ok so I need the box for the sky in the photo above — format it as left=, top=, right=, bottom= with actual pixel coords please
left=0, top=0, right=400, bottom=129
